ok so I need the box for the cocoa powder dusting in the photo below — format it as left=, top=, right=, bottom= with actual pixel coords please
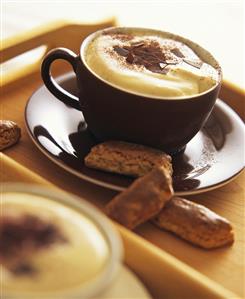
left=12, top=262, right=37, bottom=276
left=103, top=32, right=134, bottom=42
left=0, top=214, right=67, bottom=274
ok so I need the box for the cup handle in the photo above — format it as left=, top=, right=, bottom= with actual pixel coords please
left=41, top=48, right=81, bottom=110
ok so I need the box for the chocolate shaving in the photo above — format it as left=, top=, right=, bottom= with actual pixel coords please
left=113, top=46, right=129, bottom=57
left=148, top=65, right=169, bottom=74
left=126, top=52, right=135, bottom=64
left=113, top=40, right=172, bottom=74
left=171, top=48, right=185, bottom=58
left=183, top=58, right=203, bottom=69
left=165, top=59, right=179, bottom=65
left=131, top=42, right=145, bottom=48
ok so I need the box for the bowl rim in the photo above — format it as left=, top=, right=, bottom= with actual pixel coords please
left=2, top=183, right=123, bottom=299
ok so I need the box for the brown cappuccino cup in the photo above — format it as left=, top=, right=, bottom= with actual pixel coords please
left=41, top=27, right=222, bottom=154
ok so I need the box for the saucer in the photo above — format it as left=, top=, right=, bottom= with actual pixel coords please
left=25, top=73, right=245, bottom=195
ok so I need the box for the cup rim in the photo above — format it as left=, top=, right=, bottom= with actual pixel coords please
left=2, top=183, right=123, bottom=299
left=80, top=26, right=222, bottom=101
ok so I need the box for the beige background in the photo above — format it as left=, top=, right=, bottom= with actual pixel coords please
left=2, top=0, right=244, bottom=87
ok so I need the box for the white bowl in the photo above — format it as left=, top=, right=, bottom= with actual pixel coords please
left=1, top=183, right=123, bottom=299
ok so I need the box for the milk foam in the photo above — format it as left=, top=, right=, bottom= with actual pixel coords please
left=85, top=29, right=219, bottom=98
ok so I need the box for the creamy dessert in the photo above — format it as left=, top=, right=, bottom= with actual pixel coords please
left=1, top=192, right=110, bottom=297
left=85, top=28, right=219, bottom=98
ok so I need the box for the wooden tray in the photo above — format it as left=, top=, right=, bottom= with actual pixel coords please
left=1, top=21, right=244, bottom=299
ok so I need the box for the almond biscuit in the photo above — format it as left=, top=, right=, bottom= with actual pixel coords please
left=85, top=141, right=172, bottom=177
left=106, top=166, right=173, bottom=229
left=153, top=197, right=234, bottom=249
left=0, top=120, right=21, bottom=151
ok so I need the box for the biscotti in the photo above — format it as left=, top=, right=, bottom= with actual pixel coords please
left=0, top=120, right=21, bottom=151
left=153, top=197, right=234, bottom=249
left=85, top=141, right=172, bottom=177
left=106, top=166, right=173, bottom=229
